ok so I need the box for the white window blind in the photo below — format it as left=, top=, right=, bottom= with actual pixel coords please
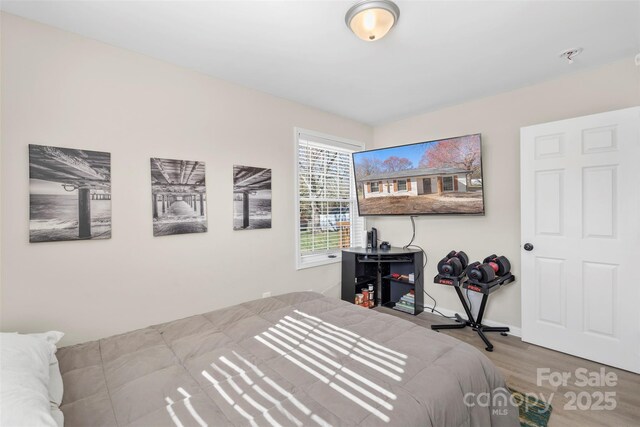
left=295, top=129, right=365, bottom=269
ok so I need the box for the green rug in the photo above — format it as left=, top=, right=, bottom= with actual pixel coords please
left=509, top=388, right=553, bottom=427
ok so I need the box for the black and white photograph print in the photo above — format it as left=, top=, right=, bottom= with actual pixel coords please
left=29, top=144, right=112, bottom=243
left=233, top=165, right=272, bottom=230
left=150, top=158, right=207, bottom=236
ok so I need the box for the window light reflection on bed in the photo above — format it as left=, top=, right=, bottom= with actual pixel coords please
left=164, top=388, right=208, bottom=427
left=164, top=397, right=184, bottom=427
left=253, top=310, right=407, bottom=423
left=165, top=310, right=408, bottom=426
left=177, top=387, right=208, bottom=427
left=201, top=351, right=331, bottom=427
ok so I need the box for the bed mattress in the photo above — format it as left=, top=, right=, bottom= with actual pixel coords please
left=57, top=291, right=519, bottom=426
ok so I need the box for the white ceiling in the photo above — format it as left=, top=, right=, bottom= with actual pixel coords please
left=2, top=1, right=639, bottom=125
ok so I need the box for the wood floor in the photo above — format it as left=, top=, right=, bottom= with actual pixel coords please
left=374, top=307, right=640, bottom=427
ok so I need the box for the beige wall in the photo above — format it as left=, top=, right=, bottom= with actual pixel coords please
left=0, top=14, right=371, bottom=345
left=2, top=12, right=638, bottom=345
left=371, top=57, right=639, bottom=329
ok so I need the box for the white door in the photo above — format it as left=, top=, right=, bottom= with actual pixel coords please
left=521, top=107, right=640, bottom=373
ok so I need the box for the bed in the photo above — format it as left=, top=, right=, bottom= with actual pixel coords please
left=56, top=291, right=519, bottom=427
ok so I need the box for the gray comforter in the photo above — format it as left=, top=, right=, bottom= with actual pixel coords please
left=57, top=292, right=519, bottom=427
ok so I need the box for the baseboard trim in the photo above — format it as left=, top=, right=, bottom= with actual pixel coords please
left=425, top=306, right=522, bottom=337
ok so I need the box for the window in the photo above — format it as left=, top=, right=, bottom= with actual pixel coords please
left=295, top=129, right=365, bottom=269
left=443, top=176, right=454, bottom=192
left=370, top=181, right=380, bottom=192
left=397, top=180, right=407, bottom=191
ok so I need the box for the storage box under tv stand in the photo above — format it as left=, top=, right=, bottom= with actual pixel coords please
left=341, top=247, right=424, bottom=315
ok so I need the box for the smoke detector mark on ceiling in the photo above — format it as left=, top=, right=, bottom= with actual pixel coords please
left=559, top=47, right=583, bottom=64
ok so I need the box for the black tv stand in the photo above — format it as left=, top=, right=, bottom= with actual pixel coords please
left=341, top=247, right=424, bottom=315
left=431, top=274, right=514, bottom=352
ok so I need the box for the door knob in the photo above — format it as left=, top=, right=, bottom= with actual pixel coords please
left=523, top=243, right=534, bottom=251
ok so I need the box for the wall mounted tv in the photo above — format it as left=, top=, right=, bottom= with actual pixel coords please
left=352, top=134, right=485, bottom=216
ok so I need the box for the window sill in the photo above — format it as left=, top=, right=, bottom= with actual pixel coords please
left=297, top=254, right=342, bottom=270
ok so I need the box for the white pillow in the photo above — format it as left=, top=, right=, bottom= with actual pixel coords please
left=47, top=356, right=65, bottom=427
left=50, top=408, right=64, bottom=427
left=0, top=331, right=64, bottom=427
left=48, top=357, right=64, bottom=407
left=28, top=331, right=64, bottom=361
left=29, top=331, right=65, bottom=409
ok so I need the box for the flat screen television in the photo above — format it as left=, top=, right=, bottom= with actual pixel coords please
left=352, top=133, right=485, bottom=216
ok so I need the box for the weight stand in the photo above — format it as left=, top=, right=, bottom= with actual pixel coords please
left=431, top=274, right=514, bottom=352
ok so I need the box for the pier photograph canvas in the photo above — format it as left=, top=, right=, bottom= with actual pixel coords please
left=29, top=144, right=112, bottom=243
left=233, top=165, right=271, bottom=230
left=150, top=157, right=207, bottom=236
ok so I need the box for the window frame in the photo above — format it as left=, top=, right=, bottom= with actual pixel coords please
left=294, top=127, right=365, bottom=270
left=397, top=179, right=407, bottom=191
left=370, top=181, right=380, bottom=193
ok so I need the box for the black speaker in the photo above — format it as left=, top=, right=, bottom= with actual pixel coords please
left=367, top=227, right=378, bottom=249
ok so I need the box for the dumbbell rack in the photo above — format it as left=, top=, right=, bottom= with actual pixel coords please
left=431, top=273, right=515, bottom=352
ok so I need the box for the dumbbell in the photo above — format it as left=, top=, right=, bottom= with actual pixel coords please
left=482, top=255, right=511, bottom=276
left=466, top=262, right=494, bottom=283
left=437, top=250, right=469, bottom=277
left=466, top=255, right=511, bottom=283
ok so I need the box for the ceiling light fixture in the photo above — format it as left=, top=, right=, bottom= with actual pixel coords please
left=345, top=0, right=400, bottom=42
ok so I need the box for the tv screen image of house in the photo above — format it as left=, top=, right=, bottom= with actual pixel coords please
left=352, top=134, right=484, bottom=216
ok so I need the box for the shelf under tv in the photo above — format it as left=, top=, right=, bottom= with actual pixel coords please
left=382, top=275, right=415, bottom=285
left=342, top=247, right=424, bottom=316
left=356, top=255, right=413, bottom=263
left=381, top=301, right=416, bottom=315
left=354, top=275, right=377, bottom=286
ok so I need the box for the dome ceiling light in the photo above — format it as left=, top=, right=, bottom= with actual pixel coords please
left=345, top=0, right=400, bottom=42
